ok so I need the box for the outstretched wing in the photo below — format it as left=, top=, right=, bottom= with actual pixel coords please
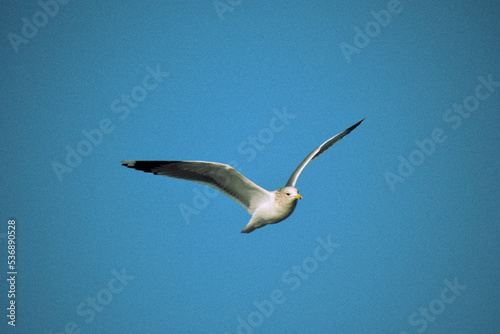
left=121, top=160, right=272, bottom=215
left=285, top=118, right=365, bottom=187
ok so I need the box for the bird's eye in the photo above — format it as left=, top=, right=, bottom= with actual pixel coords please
left=286, top=193, right=290, bottom=196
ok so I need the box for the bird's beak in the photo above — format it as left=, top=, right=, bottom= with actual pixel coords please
left=294, top=194, right=303, bottom=199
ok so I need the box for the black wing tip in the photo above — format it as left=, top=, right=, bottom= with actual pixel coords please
left=121, top=160, right=136, bottom=167
left=121, top=160, right=183, bottom=174
left=348, top=117, right=366, bottom=132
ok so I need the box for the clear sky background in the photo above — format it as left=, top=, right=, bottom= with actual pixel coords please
left=1, top=1, right=499, bottom=333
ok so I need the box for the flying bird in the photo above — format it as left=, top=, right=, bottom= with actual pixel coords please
left=122, top=118, right=365, bottom=233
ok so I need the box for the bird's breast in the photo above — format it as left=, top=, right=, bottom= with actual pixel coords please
left=255, top=199, right=298, bottom=224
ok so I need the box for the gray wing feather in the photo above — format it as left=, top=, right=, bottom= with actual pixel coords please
left=285, top=118, right=365, bottom=187
left=121, top=160, right=271, bottom=215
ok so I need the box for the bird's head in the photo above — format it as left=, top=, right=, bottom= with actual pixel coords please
left=276, top=187, right=303, bottom=201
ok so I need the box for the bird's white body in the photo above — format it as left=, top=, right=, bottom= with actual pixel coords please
left=122, top=118, right=364, bottom=233
left=242, top=187, right=300, bottom=233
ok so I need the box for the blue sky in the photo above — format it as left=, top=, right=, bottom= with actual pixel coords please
left=1, top=1, right=499, bottom=333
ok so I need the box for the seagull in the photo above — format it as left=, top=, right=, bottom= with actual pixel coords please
left=122, top=118, right=364, bottom=233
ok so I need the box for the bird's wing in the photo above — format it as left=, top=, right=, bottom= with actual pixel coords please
left=285, top=118, right=365, bottom=187
left=121, top=160, right=272, bottom=215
